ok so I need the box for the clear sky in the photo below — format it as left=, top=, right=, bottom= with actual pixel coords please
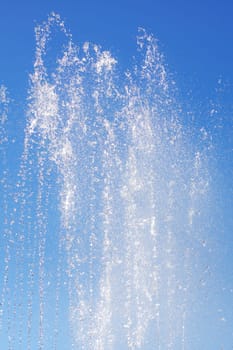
left=0, top=1, right=233, bottom=349
left=0, top=0, right=233, bottom=97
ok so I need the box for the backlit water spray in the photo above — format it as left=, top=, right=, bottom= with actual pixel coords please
left=0, top=14, right=212, bottom=349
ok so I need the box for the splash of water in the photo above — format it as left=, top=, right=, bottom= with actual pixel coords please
left=0, top=14, right=210, bottom=350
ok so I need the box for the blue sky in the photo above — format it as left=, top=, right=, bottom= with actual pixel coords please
left=0, top=0, right=233, bottom=98
left=0, top=1, right=233, bottom=349
left=1, top=0, right=231, bottom=233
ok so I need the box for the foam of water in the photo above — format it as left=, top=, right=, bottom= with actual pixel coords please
left=0, top=13, right=210, bottom=350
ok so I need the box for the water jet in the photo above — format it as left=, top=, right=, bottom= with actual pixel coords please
left=0, top=13, right=229, bottom=350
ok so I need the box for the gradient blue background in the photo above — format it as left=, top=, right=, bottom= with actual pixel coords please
left=0, top=0, right=233, bottom=97
left=0, top=0, right=232, bottom=349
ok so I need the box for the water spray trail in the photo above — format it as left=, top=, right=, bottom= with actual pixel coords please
left=1, top=14, right=211, bottom=350
left=0, top=86, right=13, bottom=349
